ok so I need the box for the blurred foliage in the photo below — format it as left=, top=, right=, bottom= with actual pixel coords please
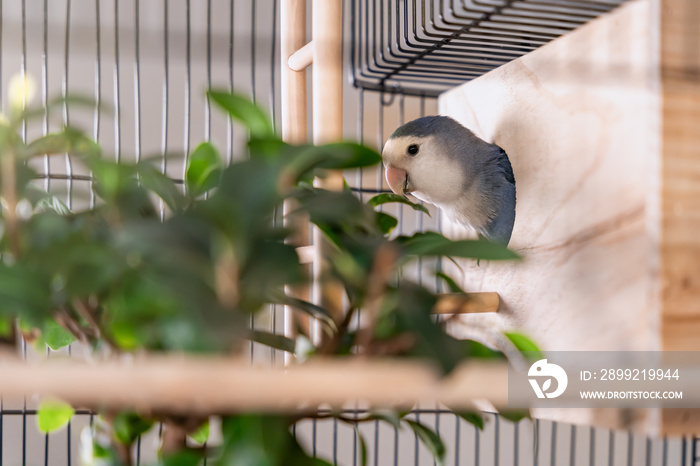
left=37, top=399, right=74, bottom=433
left=4, top=88, right=531, bottom=465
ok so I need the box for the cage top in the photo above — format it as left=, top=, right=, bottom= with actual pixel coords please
left=350, top=0, right=627, bottom=97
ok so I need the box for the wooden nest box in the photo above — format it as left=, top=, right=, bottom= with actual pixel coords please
left=439, top=0, right=700, bottom=434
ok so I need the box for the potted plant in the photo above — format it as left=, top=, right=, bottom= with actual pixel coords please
left=0, top=78, right=533, bottom=465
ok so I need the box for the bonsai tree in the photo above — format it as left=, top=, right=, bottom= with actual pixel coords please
left=0, top=77, right=533, bottom=465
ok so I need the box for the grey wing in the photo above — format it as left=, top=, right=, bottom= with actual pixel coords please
left=483, top=148, right=516, bottom=245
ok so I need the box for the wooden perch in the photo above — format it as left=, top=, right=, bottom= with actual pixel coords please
left=296, top=245, right=315, bottom=264
left=312, top=0, right=345, bottom=329
left=288, top=41, right=314, bottom=71
left=282, top=0, right=312, bottom=345
left=0, top=356, right=508, bottom=414
left=434, top=292, right=500, bottom=314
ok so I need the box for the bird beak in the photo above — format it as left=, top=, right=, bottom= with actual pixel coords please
left=385, top=166, right=408, bottom=195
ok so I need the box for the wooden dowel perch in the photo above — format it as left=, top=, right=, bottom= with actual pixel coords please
left=0, top=357, right=509, bottom=414
left=434, top=292, right=500, bottom=314
left=312, top=0, right=345, bottom=329
left=282, top=0, right=312, bottom=344
left=281, top=0, right=308, bottom=146
left=296, top=245, right=315, bottom=265
left=288, top=41, right=314, bottom=71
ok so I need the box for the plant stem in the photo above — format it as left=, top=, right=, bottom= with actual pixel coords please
left=1, top=144, right=20, bottom=257
left=318, top=306, right=356, bottom=355
left=54, top=308, right=89, bottom=344
left=72, top=298, right=102, bottom=339
left=355, top=243, right=398, bottom=353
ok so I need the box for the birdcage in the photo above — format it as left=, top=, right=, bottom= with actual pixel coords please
left=1, top=0, right=700, bottom=465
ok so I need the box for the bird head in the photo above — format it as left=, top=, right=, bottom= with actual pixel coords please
left=381, top=116, right=471, bottom=206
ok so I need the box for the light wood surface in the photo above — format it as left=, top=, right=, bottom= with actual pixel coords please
left=281, top=0, right=308, bottom=146
left=281, top=0, right=311, bottom=344
left=288, top=41, right=314, bottom=71
left=0, top=356, right=508, bottom=413
left=311, top=0, right=342, bottom=148
left=312, top=0, right=345, bottom=328
left=296, top=245, right=315, bottom=264
left=657, top=0, right=700, bottom=435
left=439, top=0, right=656, bottom=432
left=433, top=292, right=500, bottom=315
left=658, top=0, right=700, bottom=352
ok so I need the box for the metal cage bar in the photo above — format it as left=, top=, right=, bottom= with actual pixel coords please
left=350, top=0, right=627, bottom=96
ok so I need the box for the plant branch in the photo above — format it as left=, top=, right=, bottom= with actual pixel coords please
left=1, top=144, right=20, bottom=257
left=215, top=244, right=240, bottom=310
left=72, top=298, right=102, bottom=339
left=355, top=243, right=398, bottom=353
left=54, top=308, right=90, bottom=344
left=318, top=306, right=356, bottom=355
left=70, top=300, right=121, bottom=351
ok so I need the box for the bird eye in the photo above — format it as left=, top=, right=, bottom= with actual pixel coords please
left=407, top=144, right=419, bottom=156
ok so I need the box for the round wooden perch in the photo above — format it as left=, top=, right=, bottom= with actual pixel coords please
left=0, top=356, right=508, bottom=414
left=288, top=41, right=314, bottom=71
left=434, top=292, right=500, bottom=314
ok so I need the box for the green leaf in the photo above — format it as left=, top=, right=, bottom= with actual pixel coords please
left=505, top=332, right=543, bottom=358
left=396, top=232, right=520, bottom=261
left=37, top=399, right=75, bottom=433
left=25, top=133, right=72, bottom=156
left=0, top=317, right=13, bottom=337
left=281, top=144, right=380, bottom=184
left=138, top=163, right=186, bottom=212
left=160, top=450, right=204, bottom=466
left=21, top=95, right=107, bottom=123
left=250, top=330, right=296, bottom=353
left=312, top=142, right=382, bottom=170
left=371, top=410, right=402, bottom=429
left=355, top=426, right=368, bottom=466
left=248, top=137, right=290, bottom=162
left=239, top=241, right=304, bottom=308
left=208, top=91, right=274, bottom=139
left=377, top=212, right=398, bottom=235
left=34, top=196, right=72, bottom=215
left=41, top=320, right=77, bottom=351
left=368, top=193, right=430, bottom=215
left=293, top=187, right=378, bottom=238
left=189, top=421, right=210, bottom=445
left=384, top=283, right=469, bottom=374
left=220, top=414, right=290, bottom=466
left=112, top=412, right=154, bottom=445
left=435, top=272, right=464, bottom=294
left=456, top=411, right=484, bottom=430
left=404, top=420, right=446, bottom=466
left=88, top=160, right=137, bottom=202
left=463, top=340, right=505, bottom=360
left=186, top=142, right=223, bottom=197
left=0, top=264, right=51, bottom=325
left=498, top=410, right=530, bottom=423
left=275, top=295, right=337, bottom=331
left=25, top=128, right=101, bottom=159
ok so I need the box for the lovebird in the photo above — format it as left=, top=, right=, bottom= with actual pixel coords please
left=382, top=116, right=516, bottom=245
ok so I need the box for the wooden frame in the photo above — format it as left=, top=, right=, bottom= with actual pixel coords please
left=0, top=356, right=508, bottom=413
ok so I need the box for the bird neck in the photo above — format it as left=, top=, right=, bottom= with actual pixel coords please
left=438, top=179, right=497, bottom=233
